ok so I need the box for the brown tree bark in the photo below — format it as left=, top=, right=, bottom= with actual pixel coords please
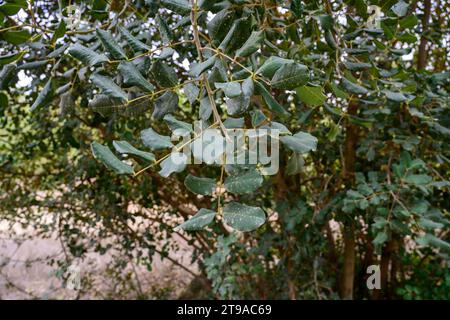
left=341, top=226, right=356, bottom=299
left=373, top=238, right=398, bottom=299
left=418, top=0, right=431, bottom=70
left=339, top=100, right=359, bottom=299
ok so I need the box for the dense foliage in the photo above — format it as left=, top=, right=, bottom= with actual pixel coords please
left=0, top=0, right=449, bottom=299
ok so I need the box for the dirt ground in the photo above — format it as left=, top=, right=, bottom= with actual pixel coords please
left=0, top=219, right=196, bottom=299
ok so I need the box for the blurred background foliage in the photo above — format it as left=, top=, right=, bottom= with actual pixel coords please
left=0, top=0, right=449, bottom=299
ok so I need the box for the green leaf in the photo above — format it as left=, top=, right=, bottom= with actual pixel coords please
left=391, top=0, right=409, bottom=17
left=89, top=95, right=122, bottom=116
left=89, top=94, right=151, bottom=117
left=373, top=217, right=388, bottom=229
left=112, top=140, right=155, bottom=162
left=280, top=131, right=318, bottom=154
left=200, top=97, right=212, bottom=120
left=156, top=14, right=173, bottom=43
left=96, top=28, right=127, bottom=60
left=59, top=91, right=75, bottom=116
left=158, top=48, right=175, bottom=60
left=0, top=64, right=16, bottom=89
left=315, top=14, right=334, bottom=30
left=160, top=0, right=191, bottom=15
left=48, top=44, right=69, bottom=59
left=330, top=82, right=348, bottom=99
left=296, top=86, right=327, bottom=106
left=0, top=2, right=26, bottom=15
left=215, top=81, right=241, bottom=98
left=397, top=31, right=417, bottom=43
left=164, top=114, right=193, bottom=133
left=224, top=169, right=263, bottom=194
left=90, top=74, right=128, bottom=102
left=184, top=174, right=216, bottom=195
left=324, top=29, right=338, bottom=49
left=224, top=77, right=254, bottom=115
left=420, top=234, right=450, bottom=253
left=291, top=0, right=303, bottom=18
left=51, top=20, right=66, bottom=43
left=251, top=110, right=268, bottom=127
left=119, top=26, right=151, bottom=52
left=220, top=17, right=252, bottom=53
left=242, top=77, right=254, bottom=98
left=18, top=60, right=48, bottom=70
left=0, top=50, right=26, bottom=65
left=286, top=153, right=304, bottom=175
left=327, top=122, right=340, bottom=141
left=271, top=62, right=309, bottom=89
left=68, top=43, right=108, bottom=66
left=199, top=0, right=216, bottom=10
left=222, top=202, right=266, bottom=232
left=30, top=79, right=54, bottom=112
left=207, top=9, right=235, bottom=43
left=118, top=62, right=155, bottom=92
left=150, top=61, right=178, bottom=88
left=189, top=55, right=216, bottom=78
left=235, top=30, right=265, bottom=57
left=3, top=29, right=31, bottom=45
left=341, top=77, right=368, bottom=95
left=158, top=152, right=187, bottom=177
left=373, top=231, right=389, bottom=246
left=184, top=83, right=200, bottom=105
left=226, top=95, right=250, bottom=116
left=218, top=19, right=239, bottom=52
left=223, top=117, right=245, bottom=128
left=153, top=91, right=179, bottom=119
left=383, top=90, right=407, bottom=102
left=255, top=81, right=290, bottom=116
left=91, top=141, right=134, bottom=174
left=399, top=15, right=418, bottom=29
left=404, top=174, right=432, bottom=185
left=418, top=218, right=444, bottom=230
left=0, top=91, right=8, bottom=111
left=261, top=121, right=291, bottom=135
left=256, top=56, right=294, bottom=78
left=174, top=208, right=216, bottom=231
left=140, top=128, right=173, bottom=150
left=344, top=61, right=371, bottom=71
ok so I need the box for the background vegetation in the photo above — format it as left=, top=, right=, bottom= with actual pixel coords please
left=0, top=0, right=449, bottom=299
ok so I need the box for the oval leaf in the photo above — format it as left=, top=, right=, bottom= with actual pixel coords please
left=224, top=169, right=263, bottom=194
left=184, top=174, right=216, bottom=195
left=91, top=141, right=134, bottom=174
left=174, top=209, right=215, bottom=231
left=113, top=140, right=155, bottom=161
left=222, top=202, right=266, bottom=232
left=280, top=131, right=318, bottom=154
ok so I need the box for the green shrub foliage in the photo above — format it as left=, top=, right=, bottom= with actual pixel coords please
left=0, top=0, right=448, bottom=299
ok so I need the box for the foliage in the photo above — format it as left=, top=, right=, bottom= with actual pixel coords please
left=0, top=0, right=449, bottom=299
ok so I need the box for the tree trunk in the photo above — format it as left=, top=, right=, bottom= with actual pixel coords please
left=339, top=100, right=359, bottom=299
left=418, top=0, right=431, bottom=70
left=372, top=238, right=396, bottom=299
left=341, top=226, right=356, bottom=299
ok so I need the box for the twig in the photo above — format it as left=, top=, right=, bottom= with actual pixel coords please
left=190, top=0, right=228, bottom=137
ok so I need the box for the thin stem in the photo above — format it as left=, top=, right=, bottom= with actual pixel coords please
left=190, top=0, right=228, bottom=137
left=133, top=122, right=219, bottom=177
left=217, top=161, right=225, bottom=214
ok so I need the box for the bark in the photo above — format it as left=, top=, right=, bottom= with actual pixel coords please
left=341, top=225, right=356, bottom=299
left=373, top=238, right=397, bottom=299
left=339, top=100, right=359, bottom=299
left=325, top=222, right=338, bottom=266
left=274, top=169, right=297, bottom=299
left=418, top=0, right=431, bottom=70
